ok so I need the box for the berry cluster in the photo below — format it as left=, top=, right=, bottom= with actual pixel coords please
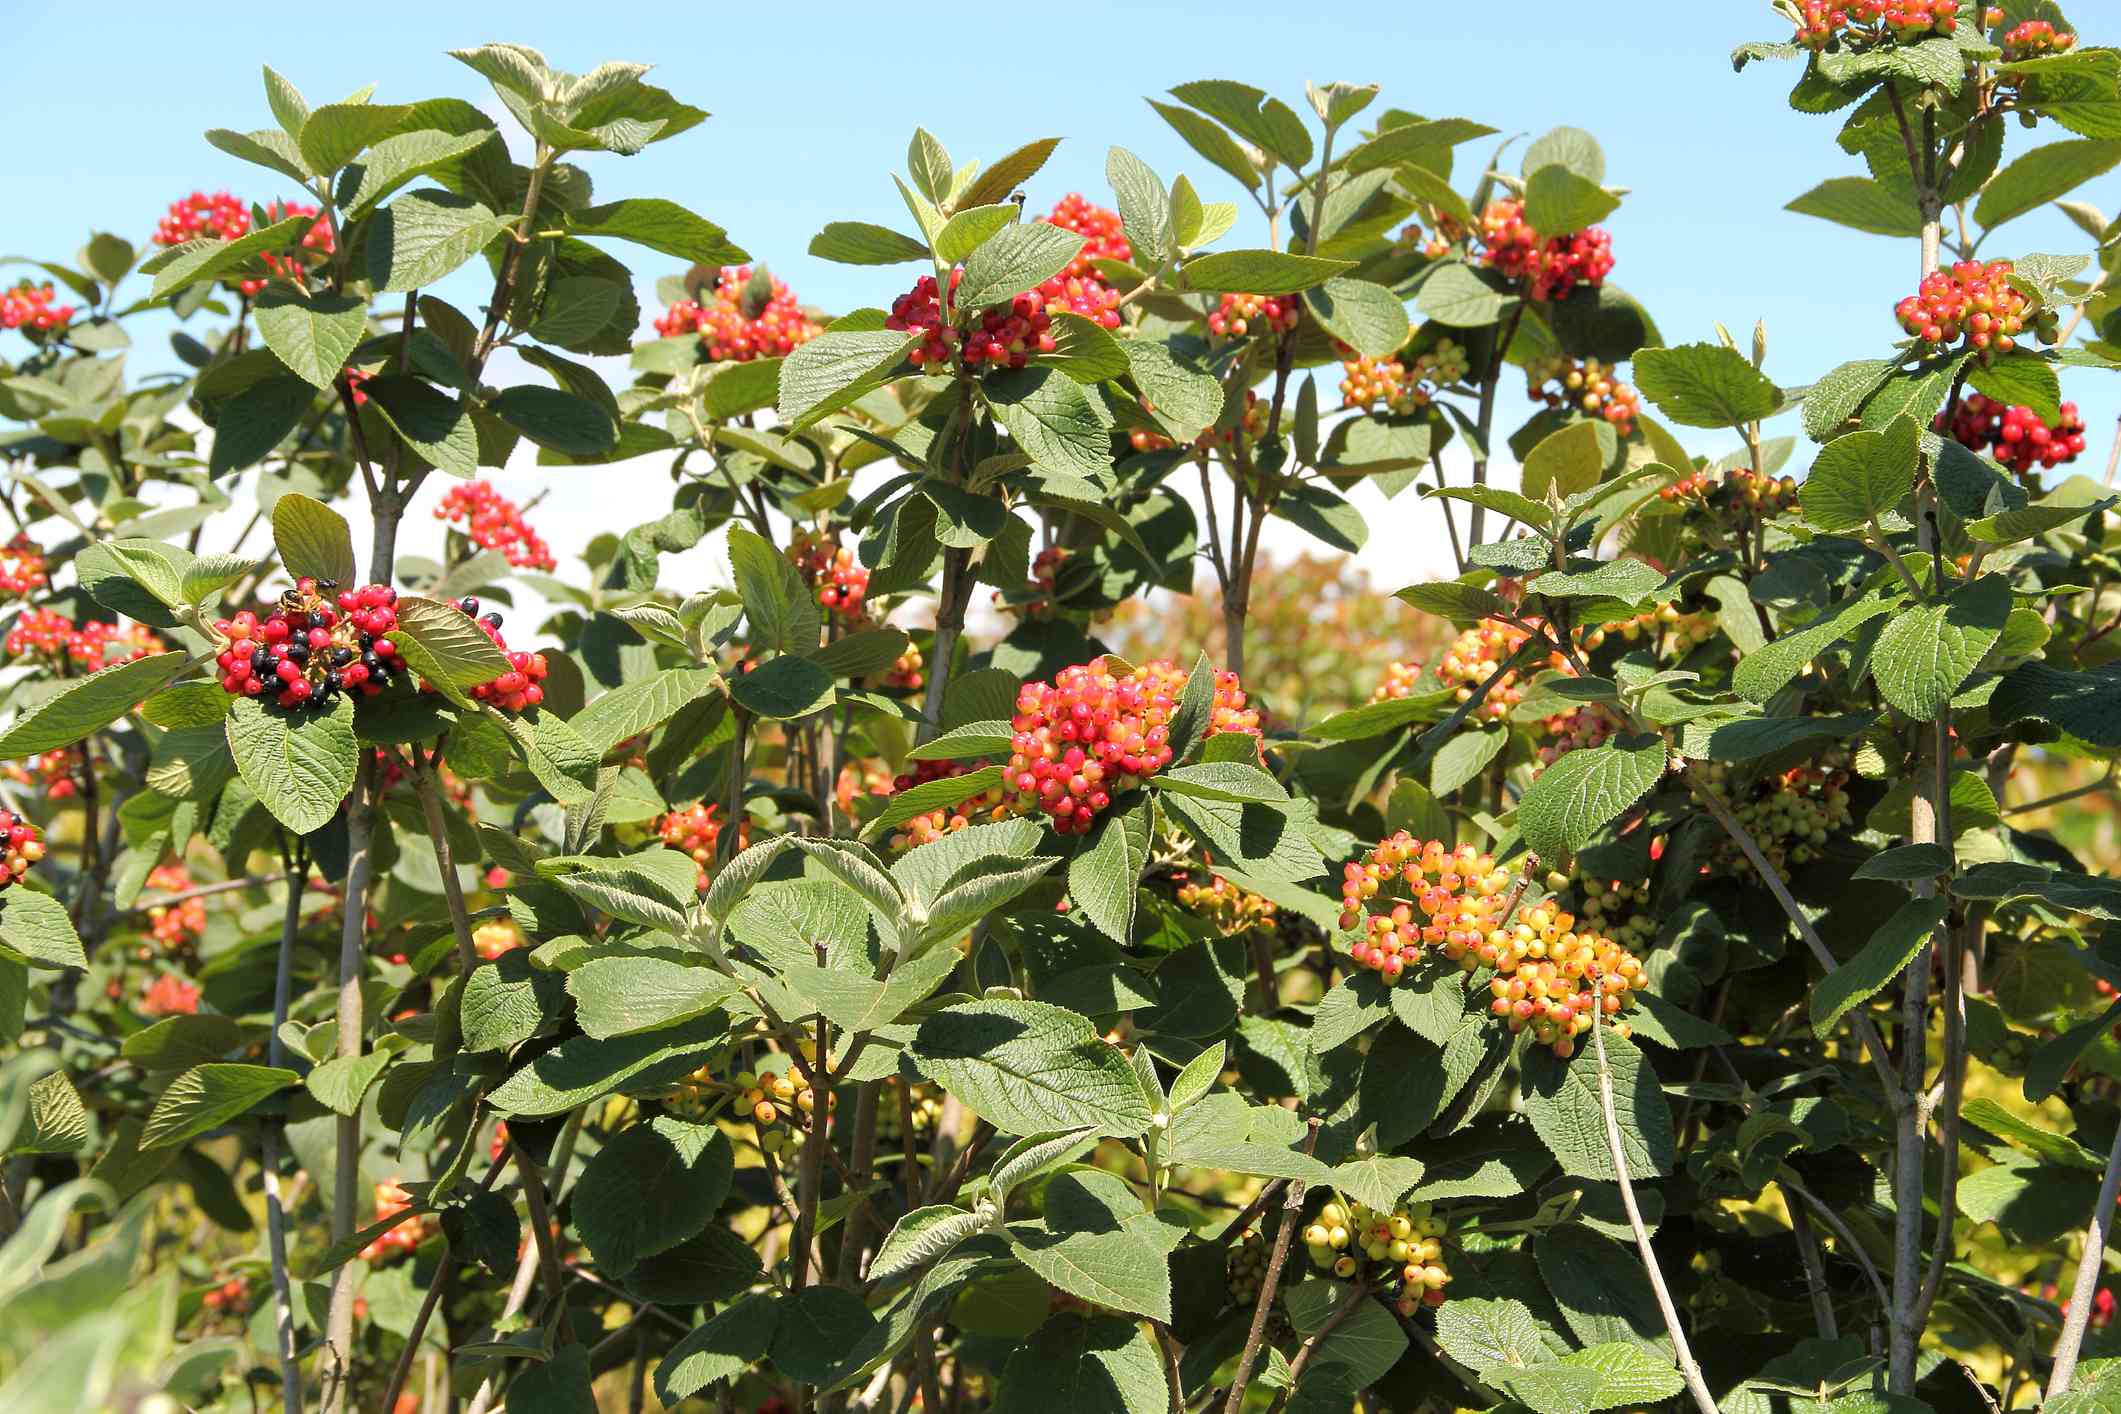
left=994, top=545, right=1073, bottom=618
left=1037, top=271, right=1124, bottom=330
left=141, top=973, right=200, bottom=1018
left=1174, top=873, right=1279, bottom=939
left=1478, top=199, right=1614, bottom=303
left=1339, top=355, right=1430, bottom=416
left=153, top=191, right=251, bottom=246
left=0, top=535, right=49, bottom=598
left=146, top=863, right=206, bottom=952
left=1338, top=835, right=1516, bottom=983
left=1041, top=195, right=1132, bottom=280
left=1896, top=259, right=2054, bottom=359
left=0, top=281, right=73, bottom=335
left=1370, top=660, right=1427, bottom=703
left=1536, top=703, right=1617, bottom=772
left=790, top=530, right=869, bottom=618
left=1207, top=292, right=1300, bottom=340
left=200, top=1277, right=251, bottom=1317
left=1003, top=658, right=1259, bottom=835
left=249, top=199, right=331, bottom=294
left=1437, top=622, right=1565, bottom=723
left=659, top=801, right=732, bottom=891
left=886, top=760, right=1003, bottom=851
left=1659, top=466, right=1800, bottom=520
left=214, top=580, right=405, bottom=711
left=357, top=1181, right=436, bottom=1264
left=0, top=808, right=45, bottom=894
left=1561, top=867, right=1659, bottom=955
left=1938, top=394, right=2088, bottom=480
left=474, top=919, right=525, bottom=961
left=1304, top=1198, right=1453, bottom=1314
left=883, top=640, right=925, bottom=692
left=652, top=265, right=821, bottom=362
left=1396, top=218, right=1458, bottom=260
left=875, top=1077, right=945, bottom=1143
left=1483, top=900, right=1646, bottom=1057
left=1581, top=603, right=1720, bottom=655
left=1702, top=760, right=1853, bottom=874
left=5, top=609, right=160, bottom=672
left=888, top=268, right=1058, bottom=371
left=1527, top=356, right=1641, bottom=436
left=1793, top=0, right=1958, bottom=47
left=434, top=480, right=556, bottom=571
left=454, top=598, right=547, bottom=713
left=2001, top=19, right=2075, bottom=61
left=5, top=748, right=81, bottom=800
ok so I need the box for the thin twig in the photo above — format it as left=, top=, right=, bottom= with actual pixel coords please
left=2046, top=1120, right=2121, bottom=1399
left=1265, top=1279, right=1371, bottom=1414
left=1782, top=1174, right=1893, bottom=1314
left=262, top=847, right=309, bottom=1414
left=1788, top=1193, right=1840, bottom=1341
left=1220, top=1119, right=1320, bottom=1414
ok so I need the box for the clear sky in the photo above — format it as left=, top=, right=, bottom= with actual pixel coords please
left=5, top=0, right=2116, bottom=604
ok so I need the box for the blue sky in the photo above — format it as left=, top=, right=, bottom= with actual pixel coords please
left=5, top=0, right=2116, bottom=593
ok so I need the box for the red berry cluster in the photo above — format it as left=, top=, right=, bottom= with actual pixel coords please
left=0, top=535, right=49, bottom=598
left=2001, top=19, right=2075, bottom=61
left=140, top=973, right=200, bottom=1018
left=5, top=609, right=161, bottom=672
left=791, top=530, right=869, bottom=618
left=1895, top=259, right=2054, bottom=358
left=1436, top=622, right=1566, bottom=723
left=1041, top=194, right=1132, bottom=281
left=457, top=598, right=547, bottom=713
left=1207, top=292, right=1300, bottom=340
left=1478, top=200, right=1613, bottom=303
left=884, top=640, right=925, bottom=692
left=1370, top=660, right=1425, bottom=702
left=660, top=801, right=731, bottom=891
left=888, top=268, right=1058, bottom=371
left=1937, top=394, right=2087, bottom=480
left=1338, top=835, right=1517, bottom=983
left=6, top=747, right=81, bottom=801
left=146, top=862, right=207, bottom=951
left=434, top=480, right=557, bottom=571
left=154, top=191, right=251, bottom=246
left=652, top=265, right=821, bottom=362
left=0, top=281, right=73, bottom=335
left=0, top=808, right=45, bottom=893
left=358, top=1181, right=435, bottom=1264
left=201, top=1277, right=251, bottom=1317
left=1003, top=658, right=1259, bottom=835
left=214, top=580, right=405, bottom=711
left=1793, top=0, right=1958, bottom=47
left=1527, top=356, right=1640, bottom=436
left=249, top=199, right=331, bottom=295
left=994, top=545, right=1072, bottom=618
left=1037, top=272, right=1124, bottom=330
left=1482, top=899, right=1645, bottom=1057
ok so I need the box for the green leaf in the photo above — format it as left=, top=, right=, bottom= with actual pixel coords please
left=568, top=957, right=745, bottom=1040
left=253, top=291, right=368, bottom=390
left=1007, top=1170, right=1171, bottom=1321
left=361, top=375, right=479, bottom=477
left=1147, top=99, right=1261, bottom=193
left=1333, top=1154, right=1424, bottom=1213
left=1871, top=573, right=2012, bottom=718
left=1786, top=176, right=1925, bottom=237
left=489, top=1014, right=731, bottom=1118
left=729, top=654, right=836, bottom=721
left=1069, top=801, right=1150, bottom=945
left=1799, top=415, right=1921, bottom=533
left=225, top=694, right=357, bottom=835
left=392, top=595, right=511, bottom=689
left=1520, top=1033, right=1674, bottom=1180
left=964, top=137, right=1065, bottom=210
left=367, top=190, right=509, bottom=293
left=1976, top=139, right=2121, bottom=230
left=1523, top=165, right=1620, bottom=236
left=0, top=892, right=87, bottom=971
left=1732, top=590, right=1895, bottom=702
left=1803, top=358, right=1896, bottom=441
left=1283, top=1281, right=1408, bottom=1390
left=1811, top=897, right=1948, bottom=1037
left=1416, top=263, right=1510, bottom=327
left=728, top=523, right=821, bottom=656
left=1434, top=1297, right=1569, bottom=1379
left=1105, top=147, right=1172, bottom=273
left=1041, top=312, right=1130, bottom=385
left=778, top=330, right=916, bottom=431
left=304, top=1051, right=392, bottom=1117
left=573, top=667, right=724, bottom=754
left=986, top=366, right=1115, bottom=483
left=656, top=1292, right=780, bottom=1401
left=297, top=101, right=412, bottom=174
left=1123, top=341, right=1222, bottom=442
left=140, top=1064, right=298, bottom=1149
left=1395, top=580, right=1513, bottom=625
left=565, top=198, right=746, bottom=266
left=912, top=1000, right=1154, bottom=1138
left=810, top=221, right=931, bottom=265
left=993, top=1313, right=1167, bottom=1414
left=271, top=492, right=357, bottom=586
left=0, top=653, right=185, bottom=759
left=1168, top=80, right=1313, bottom=168
left=933, top=204, right=1018, bottom=265
left=1535, top=1225, right=1674, bottom=1355
left=1853, top=842, right=1954, bottom=881
left=576, top=1117, right=731, bottom=1276
left=490, top=386, right=616, bottom=456
left=17, top=1072, right=87, bottom=1155
left=1632, top=343, right=1780, bottom=428
left=1968, top=351, right=2064, bottom=424
left=1179, top=249, right=1354, bottom=295
left=1516, top=735, right=1666, bottom=863
left=1990, top=660, right=2121, bottom=746
left=460, top=950, right=567, bottom=1054
left=147, top=213, right=317, bottom=298
left=958, top=222, right=1086, bottom=312
left=1303, top=276, right=1410, bottom=360
left=207, top=126, right=310, bottom=184
left=1526, top=125, right=1606, bottom=182
left=1521, top=420, right=1607, bottom=500
left=211, top=376, right=317, bottom=475
left=342, top=127, right=500, bottom=217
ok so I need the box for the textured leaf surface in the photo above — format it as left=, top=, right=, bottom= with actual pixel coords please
left=913, top=1001, right=1153, bottom=1138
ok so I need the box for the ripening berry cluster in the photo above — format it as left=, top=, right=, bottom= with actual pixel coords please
left=1565, top=869, right=1659, bottom=956
left=1659, top=466, right=1800, bottom=520
left=659, top=801, right=730, bottom=891
left=0, top=536, right=49, bottom=598
left=214, top=580, right=404, bottom=711
left=434, top=481, right=556, bottom=571
left=1003, top=658, right=1260, bottom=835
left=1581, top=603, right=1720, bottom=654
left=1397, top=219, right=1457, bottom=260
left=1370, top=660, right=1427, bottom=703
left=1478, top=200, right=1614, bottom=303
left=1527, top=356, right=1641, bottom=436
left=6, top=609, right=160, bottom=672
left=1703, top=760, right=1852, bottom=874
left=153, top=193, right=329, bottom=295
left=1175, top=873, right=1279, bottom=938
left=140, top=973, right=199, bottom=1018
left=652, top=265, right=821, bottom=362
left=790, top=530, right=869, bottom=618
left=1340, top=355, right=1430, bottom=416
left=1304, top=1198, right=1452, bottom=1313
left=1338, top=835, right=1516, bottom=983
left=1938, top=394, right=2088, bottom=480
left=1793, top=0, right=1958, bottom=47
left=1039, top=273, right=1124, bottom=330
left=0, top=281, right=73, bottom=335
left=1207, top=292, right=1300, bottom=340
left=455, top=598, right=547, bottom=713
left=1482, top=900, right=1645, bottom=1057
left=200, top=1277, right=251, bottom=1317
left=888, top=268, right=1057, bottom=371
left=884, top=640, right=925, bottom=692
left=0, top=808, right=45, bottom=894
left=1896, top=260, right=2054, bottom=359
left=1536, top=704, right=1617, bottom=771
left=2002, top=19, right=2075, bottom=61
left=6, top=748, right=80, bottom=801
left=1042, top=195, right=1132, bottom=281
left=474, top=919, right=525, bottom=961
left=994, top=545, right=1072, bottom=618
left=886, top=760, right=1003, bottom=851
left=146, top=863, right=206, bottom=951
left=358, top=1181, right=435, bottom=1264
left=1437, top=622, right=1568, bottom=723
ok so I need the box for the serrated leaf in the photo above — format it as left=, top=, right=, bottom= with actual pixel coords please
left=1811, top=897, right=1947, bottom=1037
left=1633, top=343, right=1780, bottom=428
left=0, top=653, right=186, bottom=759
left=254, top=290, right=368, bottom=390
left=1520, top=1032, right=1674, bottom=1179
left=1179, top=248, right=1353, bottom=295
left=912, top=1000, right=1154, bottom=1138
left=225, top=694, right=357, bottom=835
left=140, top=1063, right=298, bottom=1149
left=367, top=190, right=509, bottom=293
left=575, top=1117, right=731, bottom=1275
left=1516, top=735, right=1666, bottom=862
left=271, top=492, right=357, bottom=585
left=1870, top=573, right=2011, bottom=718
